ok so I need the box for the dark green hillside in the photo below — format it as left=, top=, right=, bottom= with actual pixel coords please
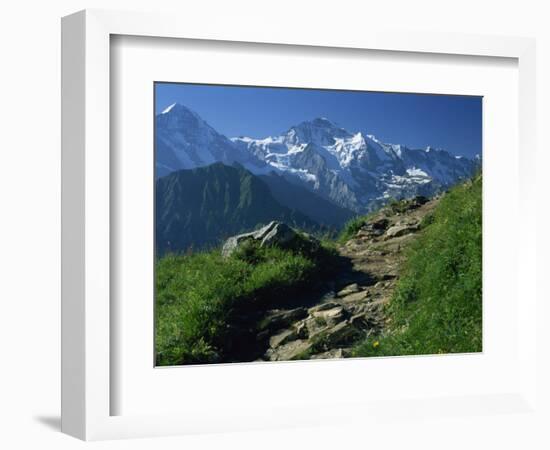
left=354, top=174, right=482, bottom=357
left=155, top=163, right=319, bottom=254
left=259, top=172, right=355, bottom=227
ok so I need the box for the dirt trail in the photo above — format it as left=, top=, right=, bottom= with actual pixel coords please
left=256, top=196, right=441, bottom=361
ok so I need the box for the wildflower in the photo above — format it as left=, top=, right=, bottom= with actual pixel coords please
left=373, top=341, right=380, bottom=348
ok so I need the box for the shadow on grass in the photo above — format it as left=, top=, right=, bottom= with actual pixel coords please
left=222, top=252, right=378, bottom=363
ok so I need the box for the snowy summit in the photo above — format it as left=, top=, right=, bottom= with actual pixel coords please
left=156, top=103, right=480, bottom=212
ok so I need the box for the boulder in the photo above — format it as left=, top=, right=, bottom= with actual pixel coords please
left=308, top=301, right=341, bottom=314
left=311, top=306, right=346, bottom=324
left=261, top=222, right=296, bottom=247
left=264, top=339, right=313, bottom=361
left=385, top=223, right=419, bottom=239
left=221, top=221, right=319, bottom=258
left=339, top=290, right=369, bottom=305
left=356, top=217, right=389, bottom=238
left=258, top=307, right=308, bottom=333
left=313, top=320, right=362, bottom=348
left=304, top=316, right=329, bottom=339
left=269, top=328, right=298, bottom=348
left=222, top=221, right=295, bottom=257
left=336, top=283, right=360, bottom=297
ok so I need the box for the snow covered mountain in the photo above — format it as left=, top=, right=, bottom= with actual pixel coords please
left=155, top=103, right=269, bottom=178
left=156, top=103, right=480, bottom=212
left=232, top=117, right=479, bottom=212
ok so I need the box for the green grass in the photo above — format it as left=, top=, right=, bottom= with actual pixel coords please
left=155, top=235, right=337, bottom=365
left=337, top=214, right=374, bottom=243
left=353, top=175, right=482, bottom=357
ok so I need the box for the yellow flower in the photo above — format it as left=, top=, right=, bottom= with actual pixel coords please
left=373, top=341, right=380, bottom=348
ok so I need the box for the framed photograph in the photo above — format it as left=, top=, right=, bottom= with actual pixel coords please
left=152, top=82, right=483, bottom=367
left=61, top=9, right=538, bottom=441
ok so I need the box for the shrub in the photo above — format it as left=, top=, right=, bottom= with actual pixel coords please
left=338, top=214, right=374, bottom=243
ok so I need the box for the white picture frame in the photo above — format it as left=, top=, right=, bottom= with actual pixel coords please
left=61, top=9, right=538, bottom=441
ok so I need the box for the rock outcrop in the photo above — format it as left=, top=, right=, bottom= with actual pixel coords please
left=222, top=221, right=298, bottom=258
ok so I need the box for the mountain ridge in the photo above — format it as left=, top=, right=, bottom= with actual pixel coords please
left=155, top=162, right=321, bottom=254
left=156, top=102, right=480, bottom=212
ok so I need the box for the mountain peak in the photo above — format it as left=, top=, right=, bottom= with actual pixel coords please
left=285, top=117, right=351, bottom=145
left=161, top=103, right=178, bottom=114
left=156, top=102, right=269, bottom=177
left=156, top=102, right=209, bottom=130
left=295, top=117, right=342, bottom=131
left=158, top=102, right=202, bottom=119
left=311, top=117, right=337, bottom=127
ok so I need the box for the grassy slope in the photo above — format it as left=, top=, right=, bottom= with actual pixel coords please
left=156, top=175, right=482, bottom=365
left=354, top=174, right=482, bottom=357
left=156, top=237, right=336, bottom=365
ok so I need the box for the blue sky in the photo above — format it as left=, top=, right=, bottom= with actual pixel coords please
left=155, top=83, right=482, bottom=158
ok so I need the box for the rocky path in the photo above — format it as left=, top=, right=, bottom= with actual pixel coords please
left=257, top=196, right=441, bottom=361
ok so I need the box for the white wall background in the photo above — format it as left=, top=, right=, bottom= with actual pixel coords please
left=0, top=1, right=548, bottom=449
